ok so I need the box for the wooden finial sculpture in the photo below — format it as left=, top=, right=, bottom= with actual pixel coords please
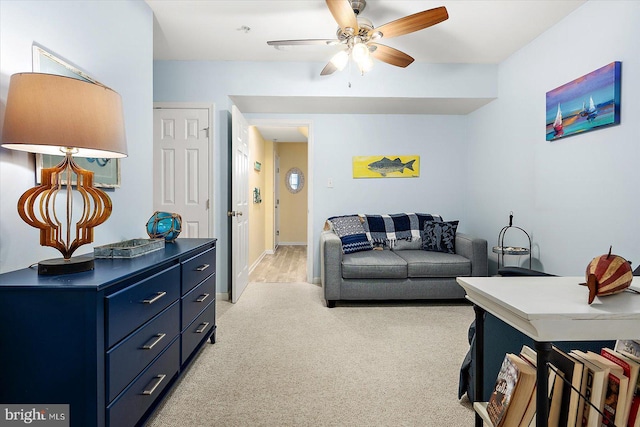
left=584, top=246, right=633, bottom=304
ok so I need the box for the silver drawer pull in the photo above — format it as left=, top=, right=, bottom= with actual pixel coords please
left=141, top=333, right=166, bottom=350
left=141, top=374, right=166, bottom=396
left=142, top=291, right=166, bottom=304
left=195, top=322, right=210, bottom=334
left=195, top=264, right=209, bottom=272
left=195, top=293, right=210, bottom=303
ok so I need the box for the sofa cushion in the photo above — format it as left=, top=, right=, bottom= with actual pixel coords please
left=423, top=220, right=459, bottom=254
left=342, top=250, right=407, bottom=279
left=392, top=238, right=422, bottom=250
left=327, top=215, right=373, bottom=254
left=393, top=250, right=471, bottom=278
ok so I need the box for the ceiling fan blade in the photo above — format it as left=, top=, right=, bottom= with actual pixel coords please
left=370, top=43, right=414, bottom=68
left=320, top=60, right=339, bottom=76
left=326, top=0, right=358, bottom=33
left=267, top=39, right=339, bottom=47
left=371, top=6, right=448, bottom=39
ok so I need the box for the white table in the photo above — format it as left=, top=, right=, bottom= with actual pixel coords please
left=457, top=276, right=640, bottom=427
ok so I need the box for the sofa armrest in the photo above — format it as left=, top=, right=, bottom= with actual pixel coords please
left=455, top=232, right=488, bottom=276
left=320, top=230, right=343, bottom=301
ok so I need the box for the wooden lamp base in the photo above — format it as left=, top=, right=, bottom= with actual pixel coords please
left=17, top=152, right=112, bottom=276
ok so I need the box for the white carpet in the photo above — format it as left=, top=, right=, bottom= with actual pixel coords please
left=146, top=281, right=476, bottom=426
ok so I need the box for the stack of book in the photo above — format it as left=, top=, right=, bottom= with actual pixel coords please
left=483, top=340, right=640, bottom=427
left=486, top=352, right=537, bottom=427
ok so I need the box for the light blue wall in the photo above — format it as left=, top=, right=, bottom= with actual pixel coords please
left=0, top=0, right=154, bottom=273
left=466, top=0, right=640, bottom=275
left=153, top=61, right=497, bottom=288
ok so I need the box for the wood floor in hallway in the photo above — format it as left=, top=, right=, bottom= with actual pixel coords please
left=249, top=245, right=307, bottom=283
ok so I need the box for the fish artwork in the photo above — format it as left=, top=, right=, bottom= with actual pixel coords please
left=367, top=157, right=416, bottom=177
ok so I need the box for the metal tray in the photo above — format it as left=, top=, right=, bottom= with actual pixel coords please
left=94, top=238, right=165, bottom=259
left=492, top=246, right=530, bottom=255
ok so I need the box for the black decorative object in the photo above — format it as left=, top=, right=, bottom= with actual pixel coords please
left=493, top=212, right=531, bottom=269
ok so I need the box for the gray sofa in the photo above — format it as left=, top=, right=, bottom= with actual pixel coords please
left=320, top=230, right=488, bottom=307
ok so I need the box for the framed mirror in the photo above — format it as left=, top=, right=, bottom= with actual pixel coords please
left=285, top=167, right=304, bottom=194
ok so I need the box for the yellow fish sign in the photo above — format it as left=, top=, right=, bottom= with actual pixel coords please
left=353, top=155, right=420, bottom=178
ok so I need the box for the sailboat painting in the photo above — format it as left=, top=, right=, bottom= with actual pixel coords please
left=545, top=62, right=621, bottom=141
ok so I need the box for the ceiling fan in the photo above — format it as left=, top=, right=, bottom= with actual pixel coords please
left=266, top=0, right=448, bottom=76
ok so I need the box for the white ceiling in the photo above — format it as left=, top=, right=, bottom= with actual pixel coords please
left=148, top=0, right=585, bottom=64
left=147, top=0, right=586, bottom=141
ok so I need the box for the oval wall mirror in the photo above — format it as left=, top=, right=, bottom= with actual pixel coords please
left=285, top=167, right=304, bottom=194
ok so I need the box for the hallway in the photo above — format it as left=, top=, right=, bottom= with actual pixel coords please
left=249, top=245, right=307, bottom=283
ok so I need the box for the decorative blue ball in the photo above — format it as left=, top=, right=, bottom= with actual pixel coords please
left=146, top=211, right=182, bottom=242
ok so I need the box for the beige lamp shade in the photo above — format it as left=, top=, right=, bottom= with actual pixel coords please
left=1, top=73, right=127, bottom=158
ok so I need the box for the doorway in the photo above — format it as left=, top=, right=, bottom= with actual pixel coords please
left=274, top=153, right=280, bottom=251
left=248, top=120, right=312, bottom=283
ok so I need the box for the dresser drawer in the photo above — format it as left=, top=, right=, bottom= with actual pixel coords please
left=181, top=273, right=215, bottom=330
left=107, top=338, right=179, bottom=427
left=182, top=246, right=215, bottom=295
left=106, top=264, right=180, bottom=347
left=106, top=301, right=180, bottom=403
left=181, top=301, right=215, bottom=365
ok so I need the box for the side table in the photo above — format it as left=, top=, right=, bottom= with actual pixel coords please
left=457, top=276, right=640, bottom=427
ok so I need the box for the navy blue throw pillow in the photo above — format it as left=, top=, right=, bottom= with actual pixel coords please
left=327, top=215, right=373, bottom=254
left=422, top=220, right=459, bottom=254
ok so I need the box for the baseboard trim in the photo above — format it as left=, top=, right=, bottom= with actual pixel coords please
left=277, top=242, right=306, bottom=246
left=249, top=251, right=267, bottom=275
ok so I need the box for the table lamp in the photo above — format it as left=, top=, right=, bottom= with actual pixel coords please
left=1, top=73, right=127, bottom=275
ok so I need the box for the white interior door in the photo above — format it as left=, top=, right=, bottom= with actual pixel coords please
left=153, top=107, right=210, bottom=238
left=230, top=105, right=249, bottom=303
left=274, top=153, right=280, bottom=250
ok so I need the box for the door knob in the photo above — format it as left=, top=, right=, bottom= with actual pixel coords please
left=227, top=211, right=236, bottom=217
left=237, top=211, right=243, bottom=216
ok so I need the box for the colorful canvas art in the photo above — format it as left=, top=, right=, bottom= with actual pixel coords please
left=353, top=155, right=420, bottom=178
left=546, top=62, right=621, bottom=141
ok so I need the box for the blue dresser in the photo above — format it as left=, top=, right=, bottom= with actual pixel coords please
left=0, top=238, right=217, bottom=427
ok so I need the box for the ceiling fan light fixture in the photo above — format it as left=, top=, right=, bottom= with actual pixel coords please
left=351, top=41, right=369, bottom=64
left=329, top=50, right=349, bottom=71
left=357, top=55, right=374, bottom=75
